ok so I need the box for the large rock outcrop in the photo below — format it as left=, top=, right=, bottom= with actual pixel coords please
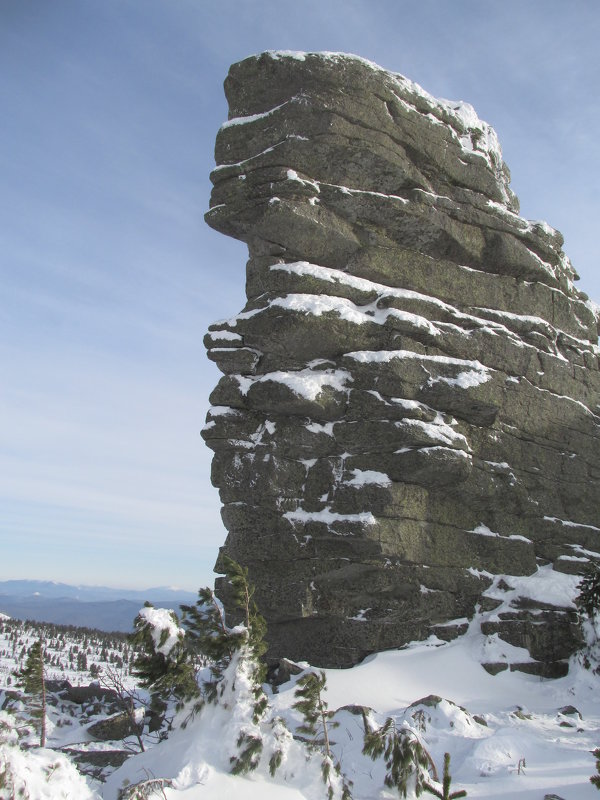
left=202, top=52, right=600, bottom=670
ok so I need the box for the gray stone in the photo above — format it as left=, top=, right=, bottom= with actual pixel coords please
left=482, top=663, right=508, bottom=676
left=558, top=705, right=582, bottom=718
left=64, top=748, right=131, bottom=782
left=203, top=51, right=600, bottom=669
left=87, top=710, right=143, bottom=742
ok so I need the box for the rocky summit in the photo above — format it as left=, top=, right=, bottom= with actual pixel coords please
left=202, top=51, right=600, bottom=671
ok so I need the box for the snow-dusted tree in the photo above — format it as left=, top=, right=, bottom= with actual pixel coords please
left=180, top=556, right=275, bottom=775
left=14, top=639, right=46, bottom=747
left=293, top=670, right=353, bottom=800
left=132, top=603, right=199, bottom=732
left=575, top=566, right=600, bottom=671
left=181, top=556, right=267, bottom=717
left=180, top=582, right=244, bottom=703
left=128, top=559, right=291, bottom=777
left=576, top=567, right=600, bottom=621
left=363, top=715, right=434, bottom=798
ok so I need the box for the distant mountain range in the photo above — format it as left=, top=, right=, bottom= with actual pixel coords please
left=0, top=580, right=198, bottom=632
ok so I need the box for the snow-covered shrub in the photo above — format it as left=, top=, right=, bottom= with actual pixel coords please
left=293, top=670, right=353, bottom=800
left=181, top=556, right=268, bottom=719
left=131, top=603, right=199, bottom=732
left=0, top=710, right=98, bottom=799
left=180, top=557, right=271, bottom=772
left=128, top=557, right=280, bottom=778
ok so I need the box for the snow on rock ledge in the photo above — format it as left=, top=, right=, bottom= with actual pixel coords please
left=202, top=51, right=600, bottom=670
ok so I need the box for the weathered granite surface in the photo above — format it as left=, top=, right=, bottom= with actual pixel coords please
left=203, top=52, right=600, bottom=670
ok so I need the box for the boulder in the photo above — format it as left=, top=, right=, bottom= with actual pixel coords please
left=87, top=710, right=143, bottom=742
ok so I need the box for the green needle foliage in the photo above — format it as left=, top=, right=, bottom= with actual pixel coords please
left=180, top=587, right=242, bottom=702
left=423, top=753, right=467, bottom=799
left=221, top=555, right=268, bottom=721
left=293, top=670, right=353, bottom=800
left=576, top=567, right=600, bottom=621
left=129, top=558, right=277, bottom=780
left=181, top=555, right=268, bottom=720
left=575, top=565, right=600, bottom=672
left=591, top=747, right=600, bottom=790
left=131, top=603, right=199, bottom=729
left=182, top=557, right=271, bottom=775
left=293, top=670, right=335, bottom=747
left=230, top=731, right=264, bottom=775
left=363, top=716, right=432, bottom=798
left=14, top=639, right=47, bottom=747
left=269, top=747, right=283, bottom=778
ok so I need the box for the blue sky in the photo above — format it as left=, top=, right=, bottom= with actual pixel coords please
left=1, top=0, right=599, bottom=591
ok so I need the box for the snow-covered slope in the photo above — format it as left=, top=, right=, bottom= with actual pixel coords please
left=101, top=622, right=600, bottom=799
left=2, top=591, right=599, bottom=798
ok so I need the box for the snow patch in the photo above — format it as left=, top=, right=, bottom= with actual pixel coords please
left=284, top=506, right=377, bottom=526
left=234, top=368, right=352, bottom=401
left=346, top=469, right=391, bottom=487
left=138, top=606, right=184, bottom=657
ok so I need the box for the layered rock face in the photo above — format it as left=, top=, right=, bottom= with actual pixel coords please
left=203, top=52, right=600, bottom=670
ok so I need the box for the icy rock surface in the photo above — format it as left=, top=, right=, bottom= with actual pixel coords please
left=203, top=51, right=600, bottom=669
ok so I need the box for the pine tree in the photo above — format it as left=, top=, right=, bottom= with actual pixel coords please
left=180, top=585, right=243, bottom=703
left=181, top=557, right=279, bottom=776
left=131, top=603, right=199, bottom=731
left=221, top=556, right=268, bottom=722
left=14, top=639, right=46, bottom=747
left=293, top=670, right=353, bottom=800
left=181, top=555, right=268, bottom=718
left=576, top=567, right=600, bottom=620
left=127, top=559, right=282, bottom=777
left=363, top=716, right=433, bottom=798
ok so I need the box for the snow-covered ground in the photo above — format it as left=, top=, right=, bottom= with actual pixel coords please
left=2, top=601, right=600, bottom=799
left=0, top=616, right=135, bottom=692
left=100, top=621, right=600, bottom=800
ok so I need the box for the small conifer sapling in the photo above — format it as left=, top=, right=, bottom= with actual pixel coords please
left=180, top=586, right=241, bottom=704
left=14, top=639, right=46, bottom=747
left=293, top=670, right=353, bottom=800
left=423, top=752, right=467, bottom=799
left=182, top=556, right=273, bottom=776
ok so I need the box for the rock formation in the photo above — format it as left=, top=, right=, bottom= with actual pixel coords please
left=202, top=52, right=600, bottom=671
